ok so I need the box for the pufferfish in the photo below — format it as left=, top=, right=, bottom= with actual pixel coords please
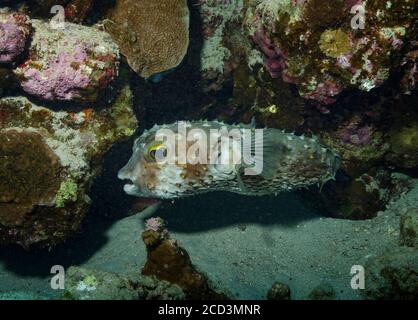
left=118, top=120, right=341, bottom=199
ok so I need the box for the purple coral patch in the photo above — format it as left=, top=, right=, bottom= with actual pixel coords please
left=19, top=45, right=91, bottom=101
left=0, top=13, right=32, bottom=63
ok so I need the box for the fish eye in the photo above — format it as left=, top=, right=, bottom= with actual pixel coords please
left=147, top=144, right=168, bottom=162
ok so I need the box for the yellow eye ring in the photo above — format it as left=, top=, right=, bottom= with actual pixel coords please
left=147, top=143, right=168, bottom=161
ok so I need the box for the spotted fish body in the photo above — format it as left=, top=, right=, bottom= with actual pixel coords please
left=118, top=120, right=341, bottom=199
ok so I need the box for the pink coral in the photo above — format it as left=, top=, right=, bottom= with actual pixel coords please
left=251, top=28, right=287, bottom=78
left=18, top=45, right=91, bottom=101
left=340, top=123, right=372, bottom=146
left=303, top=80, right=343, bottom=105
left=145, top=217, right=166, bottom=232
left=0, top=12, right=32, bottom=63
left=14, top=20, right=119, bottom=102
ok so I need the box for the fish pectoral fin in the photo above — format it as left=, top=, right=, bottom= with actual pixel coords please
left=242, top=129, right=286, bottom=180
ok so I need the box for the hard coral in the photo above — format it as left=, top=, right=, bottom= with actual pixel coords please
left=104, top=0, right=189, bottom=78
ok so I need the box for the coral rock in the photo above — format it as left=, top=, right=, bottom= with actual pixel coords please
left=387, top=122, right=418, bottom=169
left=104, top=0, right=189, bottom=78
left=363, top=247, right=418, bottom=300
left=245, top=0, right=418, bottom=104
left=63, top=266, right=185, bottom=300
left=141, top=218, right=226, bottom=299
left=0, top=91, right=137, bottom=248
left=0, top=12, right=32, bottom=63
left=14, top=20, right=119, bottom=102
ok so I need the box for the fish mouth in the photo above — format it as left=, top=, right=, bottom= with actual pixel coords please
left=123, top=183, right=141, bottom=196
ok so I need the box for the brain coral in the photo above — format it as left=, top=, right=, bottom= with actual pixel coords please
left=104, top=0, right=190, bottom=78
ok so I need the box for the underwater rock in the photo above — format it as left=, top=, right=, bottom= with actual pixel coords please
left=0, top=11, right=32, bottom=64
left=400, top=208, right=418, bottom=248
left=103, top=0, right=189, bottom=79
left=303, top=170, right=412, bottom=220
left=118, top=120, right=340, bottom=199
left=0, top=91, right=137, bottom=248
left=363, top=247, right=418, bottom=300
left=386, top=121, right=418, bottom=169
left=63, top=266, right=185, bottom=300
left=320, top=115, right=387, bottom=175
left=308, top=283, right=336, bottom=300
left=141, top=218, right=226, bottom=299
left=266, top=282, right=291, bottom=300
left=244, top=0, right=418, bottom=104
left=14, top=19, right=119, bottom=103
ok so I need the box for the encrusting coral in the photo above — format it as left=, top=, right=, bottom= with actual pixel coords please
left=0, top=85, right=138, bottom=248
left=244, top=0, right=418, bottom=104
left=14, top=19, right=119, bottom=102
left=0, top=11, right=32, bottom=64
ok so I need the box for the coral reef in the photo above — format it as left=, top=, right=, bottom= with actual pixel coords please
left=198, top=0, right=245, bottom=74
left=0, top=11, right=32, bottom=64
left=387, top=121, right=418, bottom=169
left=141, top=217, right=226, bottom=299
left=303, top=170, right=412, bottom=220
left=14, top=19, right=119, bottom=102
left=363, top=247, right=418, bottom=300
left=0, top=0, right=417, bottom=302
left=63, top=266, right=185, bottom=300
left=0, top=90, right=137, bottom=248
left=401, top=44, right=418, bottom=95
left=319, top=114, right=387, bottom=175
left=244, top=0, right=418, bottom=104
left=104, top=0, right=189, bottom=79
